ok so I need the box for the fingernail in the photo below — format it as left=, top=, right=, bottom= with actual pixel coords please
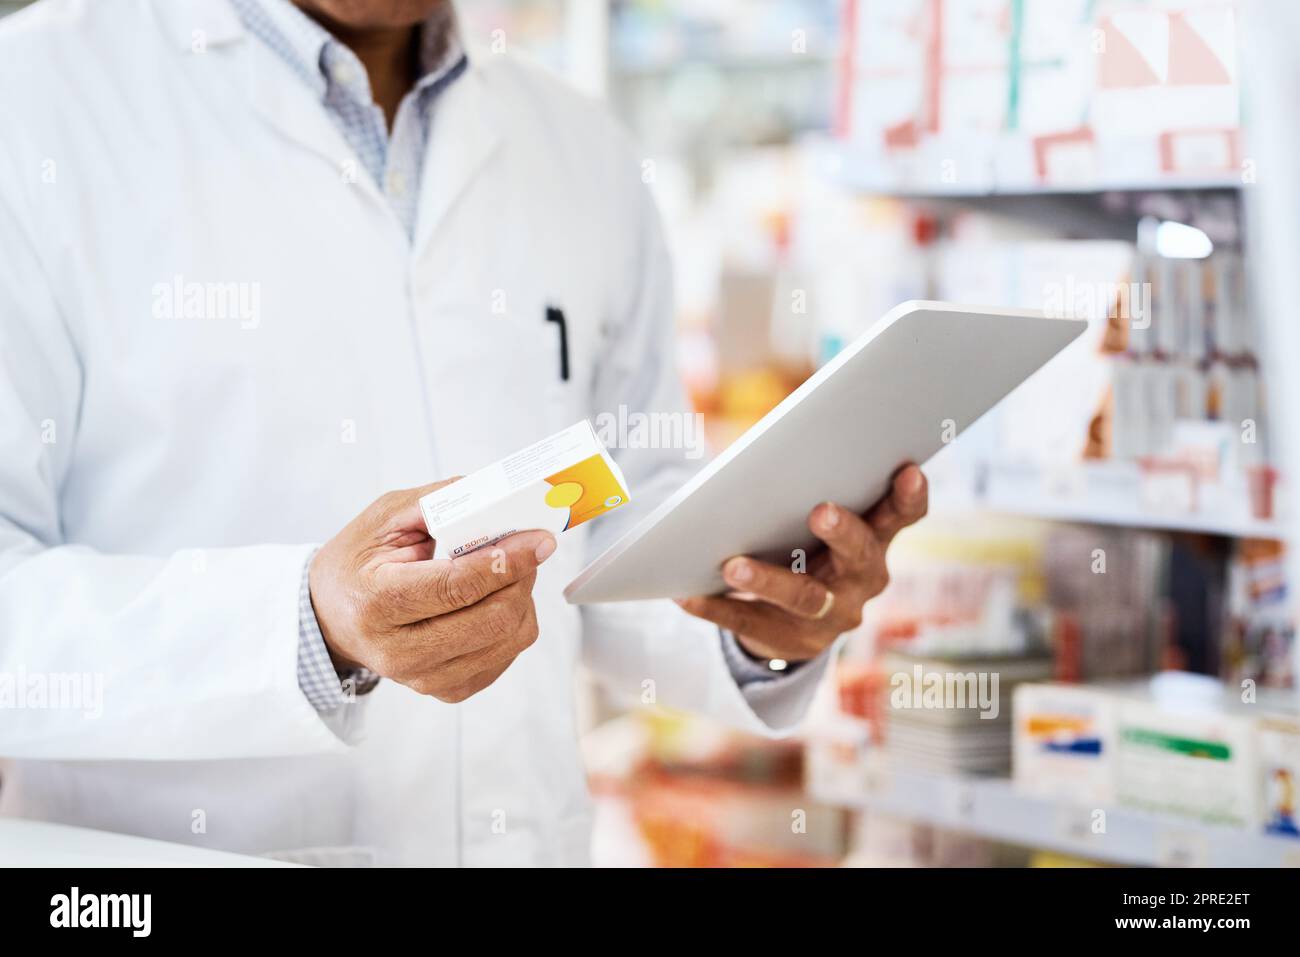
left=724, top=558, right=752, bottom=584
left=535, top=536, right=556, bottom=563
left=821, top=503, right=840, bottom=529
left=900, top=467, right=923, bottom=495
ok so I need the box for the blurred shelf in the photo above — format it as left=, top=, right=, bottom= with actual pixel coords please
left=969, top=463, right=1286, bottom=540
left=977, top=495, right=1284, bottom=540
left=841, top=174, right=1245, bottom=199
left=831, top=146, right=1244, bottom=200
left=827, top=155, right=1243, bottom=238
left=813, top=767, right=1300, bottom=868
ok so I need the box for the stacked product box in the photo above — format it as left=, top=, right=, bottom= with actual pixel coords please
left=838, top=0, right=1241, bottom=191
left=1013, top=679, right=1300, bottom=837
left=884, top=649, right=1053, bottom=776
left=1012, top=682, right=1118, bottom=807
left=1114, top=698, right=1256, bottom=828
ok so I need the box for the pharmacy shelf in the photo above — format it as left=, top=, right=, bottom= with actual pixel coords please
left=834, top=156, right=1243, bottom=199
left=830, top=155, right=1242, bottom=239
left=813, top=767, right=1300, bottom=868
left=970, top=463, right=1287, bottom=540
left=967, top=495, right=1286, bottom=541
left=977, top=496, right=1284, bottom=539
left=842, top=175, right=1244, bottom=199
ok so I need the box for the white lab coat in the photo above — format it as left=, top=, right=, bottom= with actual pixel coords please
left=0, top=0, right=827, bottom=865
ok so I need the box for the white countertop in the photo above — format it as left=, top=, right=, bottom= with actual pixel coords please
left=0, top=818, right=298, bottom=867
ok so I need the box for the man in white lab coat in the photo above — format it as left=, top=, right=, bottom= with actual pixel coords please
left=0, top=0, right=926, bottom=865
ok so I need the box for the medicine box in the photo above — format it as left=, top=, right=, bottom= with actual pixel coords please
left=1013, top=682, right=1117, bottom=805
left=420, top=420, right=630, bottom=559
left=1114, top=700, right=1256, bottom=829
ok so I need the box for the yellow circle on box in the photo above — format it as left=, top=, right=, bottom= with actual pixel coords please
left=545, top=482, right=583, bottom=509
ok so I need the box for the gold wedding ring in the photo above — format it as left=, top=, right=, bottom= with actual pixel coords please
left=813, top=590, right=836, bottom=620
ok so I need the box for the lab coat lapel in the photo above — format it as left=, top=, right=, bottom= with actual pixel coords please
left=242, top=46, right=390, bottom=210
left=413, top=64, right=503, bottom=254
left=151, top=0, right=390, bottom=211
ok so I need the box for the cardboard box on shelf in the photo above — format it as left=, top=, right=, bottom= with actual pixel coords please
left=1013, top=682, right=1117, bottom=805
left=1014, top=679, right=1300, bottom=836
left=1115, top=699, right=1257, bottom=828
left=839, top=0, right=1242, bottom=191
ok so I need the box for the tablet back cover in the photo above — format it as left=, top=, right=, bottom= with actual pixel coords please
left=565, top=301, right=1086, bottom=604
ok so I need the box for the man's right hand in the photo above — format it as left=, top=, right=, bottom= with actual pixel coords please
left=308, top=481, right=556, bottom=703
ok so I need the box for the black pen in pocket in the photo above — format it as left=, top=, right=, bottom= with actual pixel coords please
left=545, top=306, right=570, bottom=382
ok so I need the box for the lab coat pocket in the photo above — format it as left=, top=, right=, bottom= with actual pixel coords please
left=422, top=311, right=574, bottom=476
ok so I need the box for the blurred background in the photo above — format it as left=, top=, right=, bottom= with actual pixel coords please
left=8, top=0, right=1292, bottom=867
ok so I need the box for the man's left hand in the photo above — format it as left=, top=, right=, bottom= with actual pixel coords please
left=676, top=464, right=927, bottom=663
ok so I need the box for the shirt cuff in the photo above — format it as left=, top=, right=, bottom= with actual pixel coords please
left=719, top=628, right=806, bottom=686
left=297, top=550, right=380, bottom=711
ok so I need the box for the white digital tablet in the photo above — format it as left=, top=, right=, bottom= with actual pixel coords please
left=564, top=300, right=1086, bottom=604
